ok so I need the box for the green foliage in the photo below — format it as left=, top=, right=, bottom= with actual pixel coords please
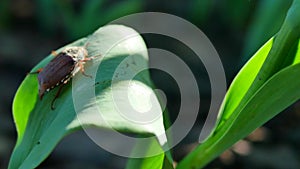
left=9, top=0, right=300, bottom=169
left=125, top=138, right=173, bottom=169
left=9, top=25, right=167, bottom=169
left=177, top=0, right=300, bottom=168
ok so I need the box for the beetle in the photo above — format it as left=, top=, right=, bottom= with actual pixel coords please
left=30, top=45, right=96, bottom=110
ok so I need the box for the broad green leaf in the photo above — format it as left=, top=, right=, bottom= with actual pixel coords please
left=9, top=25, right=167, bottom=169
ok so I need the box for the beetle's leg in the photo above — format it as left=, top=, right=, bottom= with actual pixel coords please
left=82, top=54, right=99, bottom=62
left=51, top=50, right=58, bottom=57
left=77, top=55, right=98, bottom=76
left=90, top=54, right=100, bottom=60
left=51, top=85, right=64, bottom=110
left=79, top=62, right=92, bottom=78
left=82, top=57, right=94, bottom=62
left=28, top=68, right=43, bottom=75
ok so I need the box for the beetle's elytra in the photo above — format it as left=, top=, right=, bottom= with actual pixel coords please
left=30, top=46, right=95, bottom=110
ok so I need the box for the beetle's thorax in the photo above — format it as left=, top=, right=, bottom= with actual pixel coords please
left=63, top=46, right=88, bottom=62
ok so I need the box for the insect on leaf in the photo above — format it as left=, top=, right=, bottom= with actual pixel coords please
left=9, top=25, right=167, bottom=169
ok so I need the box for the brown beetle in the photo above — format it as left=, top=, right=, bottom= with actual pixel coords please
left=30, top=46, right=95, bottom=110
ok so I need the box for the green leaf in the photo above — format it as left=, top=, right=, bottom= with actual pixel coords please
left=178, top=47, right=300, bottom=169
left=215, top=0, right=300, bottom=138
left=176, top=36, right=274, bottom=169
left=214, top=38, right=273, bottom=133
left=127, top=154, right=166, bottom=169
left=125, top=96, right=174, bottom=169
left=178, top=0, right=300, bottom=167
left=126, top=138, right=173, bottom=169
left=9, top=25, right=166, bottom=169
left=126, top=152, right=173, bottom=169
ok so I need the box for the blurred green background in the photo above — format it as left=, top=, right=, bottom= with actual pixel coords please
left=1, top=0, right=300, bottom=169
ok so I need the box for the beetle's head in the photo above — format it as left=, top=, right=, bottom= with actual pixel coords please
left=64, top=46, right=88, bottom=62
